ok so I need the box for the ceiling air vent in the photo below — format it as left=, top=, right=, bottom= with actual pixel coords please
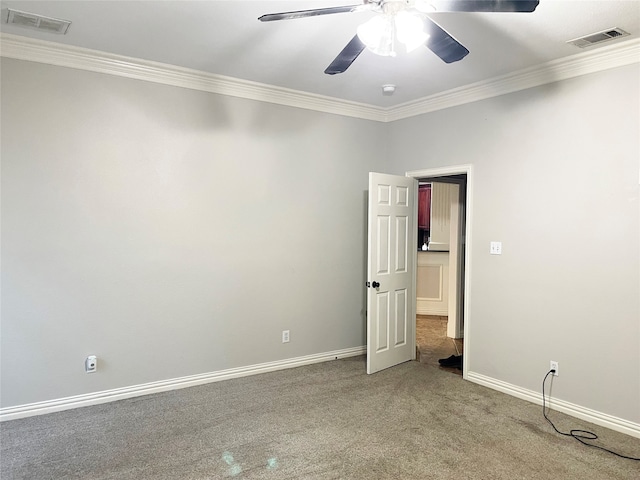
left=567, top=28, right=630, bottom=48
left=4, top=8, right=71, bottom=34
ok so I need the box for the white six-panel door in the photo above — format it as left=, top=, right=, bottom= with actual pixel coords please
left=367, top=173, right=417, bottom=374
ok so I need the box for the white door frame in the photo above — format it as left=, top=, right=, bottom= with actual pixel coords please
left=406, top=165, right=473, bottom=379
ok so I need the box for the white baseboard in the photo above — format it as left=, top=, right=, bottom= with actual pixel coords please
left=0, top=346, right=366, bottom=422
left=467, top=371, right=640, bottom=439
left=416, top=308, right=448, bottom=315
left=416, top=300, right=447, bottom=316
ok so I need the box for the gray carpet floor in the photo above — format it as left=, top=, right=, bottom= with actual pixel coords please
left=1, top=356, right=639, bottom=479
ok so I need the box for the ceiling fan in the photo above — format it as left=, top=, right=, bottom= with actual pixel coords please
left=259, top=0, right=539, bottom=74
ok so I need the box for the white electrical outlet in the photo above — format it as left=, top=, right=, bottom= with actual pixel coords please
left=490, top=241, right=502, bottom=255
left=85, top=355, right=97, bottom=373
left=550, top=360, right=559, bottom=376
left=282, top=330, right=290, bottom=343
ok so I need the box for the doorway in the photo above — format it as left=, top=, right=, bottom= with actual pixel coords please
left=407, top=165, right=472, bottom=378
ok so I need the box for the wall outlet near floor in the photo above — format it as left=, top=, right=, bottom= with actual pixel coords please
left=550, top=360, right=559, bottom=376
left=282, top=330, right=290, bottom=343
left=85, top=355, right=97, bottom=373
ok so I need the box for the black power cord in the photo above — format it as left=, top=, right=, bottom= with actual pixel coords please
left=542, top=370, right=640, bottom=461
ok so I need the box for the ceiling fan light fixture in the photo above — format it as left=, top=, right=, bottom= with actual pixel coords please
left=395, top=11, right=428, bottom=53
left=357, top=15, right=396, bottom=57
left=260, top=0, right=540, bottom=74
left=357, top=11, right=428, bottom=57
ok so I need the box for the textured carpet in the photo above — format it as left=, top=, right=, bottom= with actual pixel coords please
left=1, top=357, right=638, bottom=479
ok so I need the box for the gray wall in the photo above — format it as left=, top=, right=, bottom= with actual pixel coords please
left=2, top=55, right=639, bottom=428
left=388, top=64, right=640, bottom=423
left=1, top=58, right=387, bottom=407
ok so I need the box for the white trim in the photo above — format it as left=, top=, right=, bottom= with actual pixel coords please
left=407, top=165, right=473, bottom=380
left=416, top=300, right=447, bottom=316
left=407, top=165, right=474, bottom=179
left=0, top=33, right=385, bottom=122
left=467, top=371, right=640, bottom=439
left=1, top=33, right=639, bottom=123
left=0, top=346, right=365, bottom=422
left=387, top=38, right=640, bottom=121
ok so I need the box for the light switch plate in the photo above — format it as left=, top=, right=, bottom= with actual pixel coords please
left=490, top=241, right=502, bottom=255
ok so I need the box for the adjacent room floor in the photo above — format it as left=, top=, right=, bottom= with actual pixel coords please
left=416, top=314, right=463, bottom=375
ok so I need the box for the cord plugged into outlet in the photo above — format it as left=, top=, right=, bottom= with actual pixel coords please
left=550, top=360, right=558, bottom=376
left=542, top=369, right=640, bottom=460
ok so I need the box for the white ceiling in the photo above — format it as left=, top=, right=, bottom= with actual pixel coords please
left=1, top=1, right=638, bottom=107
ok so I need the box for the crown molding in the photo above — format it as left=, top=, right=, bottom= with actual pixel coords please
left=387, top=38, right=640, bottom=121
left=2, top=33, right=639, bottom=123
left=0, top=33, right=386, bottom=122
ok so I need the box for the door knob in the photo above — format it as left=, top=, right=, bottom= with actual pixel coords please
left=372, top=281, right=380, bottom=288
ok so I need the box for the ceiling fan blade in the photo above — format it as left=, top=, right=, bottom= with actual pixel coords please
left=325, top=35, right=366, bottom=75
left=424, top=18, right=469, bottom=63
left=429, top=0, right=539, bottom=13
left=259, top=4, right=368, bottom=22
